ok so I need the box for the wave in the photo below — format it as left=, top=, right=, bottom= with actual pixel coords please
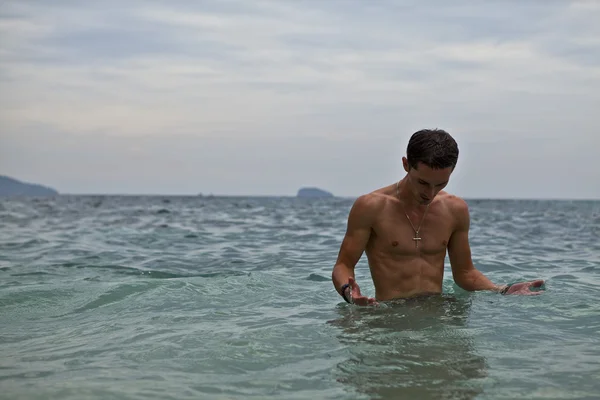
left=56, top=262, right=250, bottom=279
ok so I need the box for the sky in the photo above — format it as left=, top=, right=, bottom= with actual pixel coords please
left=1, top=0, right=599, bottom=199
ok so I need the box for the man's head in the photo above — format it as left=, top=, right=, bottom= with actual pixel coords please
left=402, top=129, right=459, bottom=205
left=404, top=129, right=459, bottom=170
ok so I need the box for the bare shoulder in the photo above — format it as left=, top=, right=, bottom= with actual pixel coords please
left=437, top=191, right=470, bottom=228
left=350, top=191, right=388, bottom=216
left=442, top=192, right=469, bottom=213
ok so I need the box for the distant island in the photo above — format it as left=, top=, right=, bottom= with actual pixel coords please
left=296, top=187, right=334, bottom=198
left=0, top=175, right=59, bottom=197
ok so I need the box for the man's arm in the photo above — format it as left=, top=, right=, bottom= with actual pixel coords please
left=332, top=194, right=379, bottom=303
left=447, top=197, right=505, bottom=292
left=448, top=197, right=546, bottom=295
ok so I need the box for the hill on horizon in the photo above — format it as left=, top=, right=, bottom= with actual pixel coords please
left=0, top=175, right=59, bottom=197
left=296, top=187, right=334, bottom=198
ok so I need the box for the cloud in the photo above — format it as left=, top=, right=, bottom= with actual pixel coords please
left=1, top=0, right=599, bottom=197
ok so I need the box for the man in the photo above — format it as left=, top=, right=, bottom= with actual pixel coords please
left=332, top=129, right=545, bottom=305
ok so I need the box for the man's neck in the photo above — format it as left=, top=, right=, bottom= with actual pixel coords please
left=396, top=177, right=427, bottom=211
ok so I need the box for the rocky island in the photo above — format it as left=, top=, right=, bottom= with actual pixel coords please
left=0, top=175, right=59, bottom=197
left=296, top=187, right=334, bottom=198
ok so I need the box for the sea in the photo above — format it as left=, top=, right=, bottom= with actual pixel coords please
left=1, top=195, right=599, bottom=400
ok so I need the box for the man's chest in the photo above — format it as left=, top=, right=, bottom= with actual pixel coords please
left=369, top=210, right=453, bottom=257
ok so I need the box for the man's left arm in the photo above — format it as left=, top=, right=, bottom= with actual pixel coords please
left=447, top=197, right=545, bottom=295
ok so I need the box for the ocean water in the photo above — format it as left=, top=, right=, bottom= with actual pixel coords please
left=1, top=195, right=599, bottom=400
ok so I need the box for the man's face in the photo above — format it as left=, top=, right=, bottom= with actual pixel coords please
left=403, top=158, right=453, bottom=205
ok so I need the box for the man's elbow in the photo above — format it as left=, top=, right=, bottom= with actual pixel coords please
left=454, top=279, right=476, bottom=292
left=452, top=269, right=477, bottom=291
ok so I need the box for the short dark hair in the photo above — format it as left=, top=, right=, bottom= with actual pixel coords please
left=406, top=129, right=459, bottom=170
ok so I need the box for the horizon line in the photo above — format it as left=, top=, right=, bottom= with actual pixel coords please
left=10, top=193, right=599, bottom=201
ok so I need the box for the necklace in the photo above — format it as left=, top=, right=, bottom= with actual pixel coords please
left=396, top=180, right=431, bottom=249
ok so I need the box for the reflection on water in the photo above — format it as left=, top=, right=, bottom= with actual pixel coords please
left=328, top=294, right=488, bottom=400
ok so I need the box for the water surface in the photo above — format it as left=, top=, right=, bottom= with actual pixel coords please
left=1, top=196, right=599, bottom=399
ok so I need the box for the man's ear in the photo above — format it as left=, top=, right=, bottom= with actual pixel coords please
left=402, top=156, right=410, bottom=172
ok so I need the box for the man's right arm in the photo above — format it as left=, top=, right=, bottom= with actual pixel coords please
left=332, top=194, right=378, bottom=301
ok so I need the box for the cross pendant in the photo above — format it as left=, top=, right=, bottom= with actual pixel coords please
left=413, top=235, right=421, bottom=248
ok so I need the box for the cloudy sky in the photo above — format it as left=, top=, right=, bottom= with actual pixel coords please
left=1, top=0, right=599, bottom=198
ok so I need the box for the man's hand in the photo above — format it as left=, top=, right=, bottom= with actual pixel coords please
left=346, top=277, right=379, bottom=306
left=502, top=279, right=545, bottom=295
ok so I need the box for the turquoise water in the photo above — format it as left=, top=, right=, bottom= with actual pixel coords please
left=1, top=196, right=599, bottom=400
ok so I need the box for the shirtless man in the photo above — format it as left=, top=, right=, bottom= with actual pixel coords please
left=332, top=129, right=545, bottom=305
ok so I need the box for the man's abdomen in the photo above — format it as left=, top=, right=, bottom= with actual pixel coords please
left=368, top=255, right=444, bottom=301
